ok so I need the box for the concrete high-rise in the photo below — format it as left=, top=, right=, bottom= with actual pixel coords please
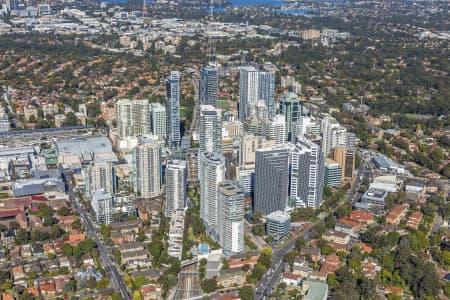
left=165, top=160, right=187, bottom=217
left=258, top=72, right=275, bottom=118
left=321, top=115, right=340, bottom=157
left=279, top=93, right=307, bottom=141
left=239, top=66, right=259, bottom=122
left=333, top=147, right=355, bottom=180
left=199, top=151, right=225, bottom=239
left=265, top=115, right=287, bottom=145
left=116, top=99, right=152, bottom=138
left=132, top=141, right=161, bottom=198
left=150, top=103, right=167, bottom=140
left=290, top=139, right=324, bottom=208
left=239, top=134, right=275, bottom=167
left=85, top=160, right=114, bottom=199
left=92, top=189, right=114, bottom=225
left=324, top=158, right=342, bottom=187
left=217, top=181, right=245, bottom=255
left=199, top=105, right=222, bottom=153
left=253, top=145, right=290, bottom=215
left=166, top=71, right=181, bottom=146
left=200, top=66, right=218, bottom=107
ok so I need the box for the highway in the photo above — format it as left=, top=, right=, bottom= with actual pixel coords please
left=255, top=156, right=368, bottom=299
left=70, top=194, right=130, bottom=300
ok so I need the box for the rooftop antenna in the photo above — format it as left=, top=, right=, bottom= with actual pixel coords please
left=207, top=0, right=217, bottom=68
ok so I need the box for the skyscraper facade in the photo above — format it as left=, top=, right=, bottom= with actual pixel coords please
left=253, top=145, right=290, bottom=215
left=92, top=189, right=114, bottom=225
left=333, top=147, right=355, bottom=180
left=150, top=102, right=167, bottom=140
left=199, top=105, right=222, bottom=153
left=324, top=158, right=342, bottom=187
left=265, top=114, right=287, bottom=145
left=321, top=115, right=340, bottom=158
left=199, top=151, right=225, bottom=239
left=258, top=72, right=276, bottom=118
left=85, top=160, right=114, bottom=199
left=166, top=71, right=181, bottom=146
left=239, top=66, right=259, bottom=122
left=132, top=141, right=162, bottom=198
left=116, top=99, right=152, bottom=138
left=217, top=181, right=245, bottom=255
left=199, top=66, right=218, bottom=107
left=290, top=139, right=324, bottom=208
left=165, top=160, right=187, bottom=217
left=279, top=93, right=307, bottom=141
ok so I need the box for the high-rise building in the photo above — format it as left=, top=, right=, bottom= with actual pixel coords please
left=333, top=147, right=355, bottom=180
left=266, top=210, right=291, bottom=243
left=199, top=66, right=218, bottom=107
left=324, top=158, right=342, bottom=187
left=279, top=93, right=307, bottom=141
left=199, top=151, right=225, bottom=239
left=258, top=72, right=275, bottom=118
left=132, top=141, right=161, bottom=198
left=166, top=71, right=181, bottom=146
left=239, top=134, right=275, bottom=167
left=85, top=160, right=114, bottom=199
left=6, top=0, right=18, bottom=11
left=253, top=145, right=290, bottom=215
left=165, top=160, right=187, bottom=217
left=239, top=66, right=259, bottom=122
left=116, top=99, right=151, bottom=138
left=199, top=105, right=222, bottom=153
left=217, top=181, right=245, bottom=255
left=292, top=115, right=311, bottom=141
left=91, top=189, right=114, bottom=225
left=290, top=139, right=324, bottom=208
left=321, top=115, right=340, bottom=158
left=265, top=115, right=287, bottom=145
left=150, top=103, right=167, bottom=140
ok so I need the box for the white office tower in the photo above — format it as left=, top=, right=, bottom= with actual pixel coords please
left=292, top=115, right=311, bottom=141
left=321, top=115, right=340, bottom=157
left=150, top=103, right=167, bottom=140
left=239, top=66, right=259, bottom=122
left=253, top=145, right=290, bottom=215
left=132, top=141, right=161, bottom=198
left=258, top=72, right=276, bottom=118
left=199, top=151, right=225, bottom=239
left=92, top=189, right=114, bottom=225
left=116, top=99, right=151, bottom=138
left=85, top=160, right=114, bottom=199
left=265, top=115, right=287, bottom=145
left=166, top=71, right=181, bottom=146
left=218, top=181, right=245, bottom=255
left=199, top=105, right=222, bottom=153
left=199, top=66, right=218, bottom=107
left=290, top=139, right=324, bottom=208
left=165, top=160, right=187, bottom=217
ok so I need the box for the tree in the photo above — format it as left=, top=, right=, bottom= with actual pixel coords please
left=134, top=275, right=146, bottom=288
left=253, top=211, right=263, bottom=223
left=258, top=248, right=272, bottom=268
left=239, top=285, right=254, bottom=300
left=57, top=207, right=71, bottom=216
left=133, top=290, right=142, bottom=300
left=63, top=112, right=79, bottom=126
left=321, top=245, right=333, bottom=255
left=295, top=237, right=306, bottom=251
left=61, top=243, right=73, bottom=256
left=201, top=278, right=218, bottom=293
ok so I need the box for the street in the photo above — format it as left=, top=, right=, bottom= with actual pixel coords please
left=70, top=194, right=130, bottom=300
left=255, top=154, right=368, bottom=299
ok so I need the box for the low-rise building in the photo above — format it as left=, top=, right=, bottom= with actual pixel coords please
left=386, top=204, right=408, bottom=225
left=266, top=210, right=291, bottom=243
left=406, top=211, right=423, bottom=230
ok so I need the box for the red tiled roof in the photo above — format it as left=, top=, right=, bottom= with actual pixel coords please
left=0, top=209, right=21, bottom=219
